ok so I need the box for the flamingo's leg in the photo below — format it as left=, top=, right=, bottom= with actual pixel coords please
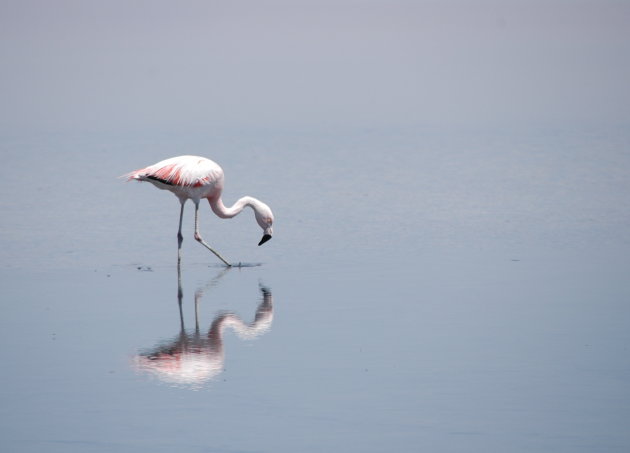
left=193, top=201, right=232, bottom=267
left=177, top=261, right=184, bottom=331
left=177, top=201, right=185, bottom=264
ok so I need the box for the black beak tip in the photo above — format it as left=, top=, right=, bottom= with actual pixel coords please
left=258, top=234, right=272, bottom=246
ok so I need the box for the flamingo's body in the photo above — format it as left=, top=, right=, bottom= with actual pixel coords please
left=125, top=155, right=274, bottom=266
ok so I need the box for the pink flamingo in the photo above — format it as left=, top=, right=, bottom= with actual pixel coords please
left=125, top=155, right=274, bottom=266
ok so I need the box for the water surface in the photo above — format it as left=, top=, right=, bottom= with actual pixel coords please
left=1, top=127, right=630, bottom=453
left=1, top=1, right=630, bottom=451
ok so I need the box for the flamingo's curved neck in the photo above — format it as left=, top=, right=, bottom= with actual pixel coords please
left=208, top=196, right=260, bottom=219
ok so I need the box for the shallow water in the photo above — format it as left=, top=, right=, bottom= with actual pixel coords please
left=2, top=2, right=630, bottom=450
left=1, top=126, right=630, bottom=452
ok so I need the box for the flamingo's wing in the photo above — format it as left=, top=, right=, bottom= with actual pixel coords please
left=125, top=156, right=223, bottom=188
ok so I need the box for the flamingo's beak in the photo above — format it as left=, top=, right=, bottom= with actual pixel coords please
left=258, top=234, right=272, bottom=246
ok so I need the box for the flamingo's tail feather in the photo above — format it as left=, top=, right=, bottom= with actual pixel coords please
left=120, top=169, right=146, bottom=181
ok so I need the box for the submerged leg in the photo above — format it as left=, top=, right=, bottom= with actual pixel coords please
left=193, top=201, right=232, bottom=267
left=177, top=201, right=185, bottom=264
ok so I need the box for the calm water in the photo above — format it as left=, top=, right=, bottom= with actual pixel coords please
left=2, top=2, right=630, bottom=451
left=1, top=127, right=629, bottom=453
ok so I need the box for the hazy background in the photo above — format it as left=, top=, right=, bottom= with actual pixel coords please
left=1, top=0, right=629, bottom=135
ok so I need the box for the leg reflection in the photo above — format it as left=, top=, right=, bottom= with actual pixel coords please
left=133, top=267, right=273, bottom=388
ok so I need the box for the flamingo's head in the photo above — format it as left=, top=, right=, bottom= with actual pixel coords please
left=255, top=203, right=274, bottom=246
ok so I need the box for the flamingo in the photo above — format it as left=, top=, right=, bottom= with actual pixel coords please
left=125, top=155, right=274, bottom=266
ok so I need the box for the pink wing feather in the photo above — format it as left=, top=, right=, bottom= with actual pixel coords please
left=125, top=156, right=223, bottom=188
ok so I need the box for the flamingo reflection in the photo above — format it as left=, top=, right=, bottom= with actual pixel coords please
left=133, top=267, right=273, bottom=388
